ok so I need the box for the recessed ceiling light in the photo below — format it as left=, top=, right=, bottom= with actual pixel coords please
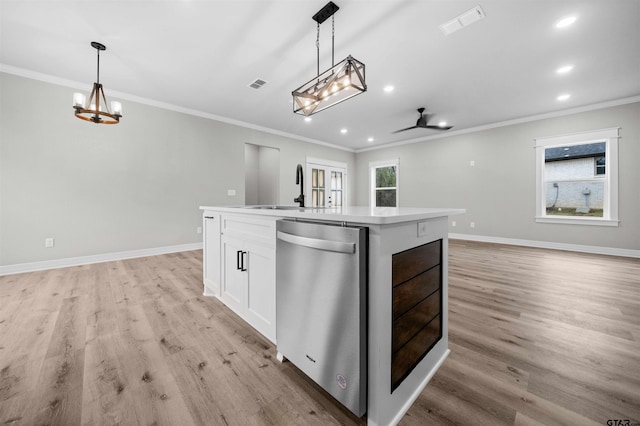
left=438, top=121, right=448, bottom=127
left=367, top=137, right=374, bottom=142
left=340, top=128, right=348, bottom=134
left=304, top=117, right=312, bottom=122
left=556, top=65, right=574, bottom=74
left=555, top=16, right=577, bottom=28
left=557, top=93, right=571, bottom=101
left=383, top=85, right=394, bottom=93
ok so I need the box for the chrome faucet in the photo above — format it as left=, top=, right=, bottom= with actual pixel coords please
left=294, top=164, right=305, bottom=207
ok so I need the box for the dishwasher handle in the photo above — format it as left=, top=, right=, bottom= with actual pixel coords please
left=277, top=231, right=355, bottom=254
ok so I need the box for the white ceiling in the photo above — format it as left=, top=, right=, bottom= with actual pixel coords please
left=1, top=0, right=639, bottom=150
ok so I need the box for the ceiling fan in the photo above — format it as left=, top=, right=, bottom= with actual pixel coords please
left=392, top=107, right=453, bottom=133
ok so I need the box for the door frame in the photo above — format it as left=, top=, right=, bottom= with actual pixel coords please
left=305, top=157, right=348, bottom=208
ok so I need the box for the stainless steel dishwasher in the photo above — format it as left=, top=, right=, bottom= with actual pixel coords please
left=276, top=219, right=368, bottom=417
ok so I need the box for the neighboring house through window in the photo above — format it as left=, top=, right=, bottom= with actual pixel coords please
left=535, top=128, right=619, bottom=226
left=370, top=159, right=399, bottom=207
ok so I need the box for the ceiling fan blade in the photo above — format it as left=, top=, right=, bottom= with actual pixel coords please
left=392, top=125, right=419, bottom=134
left=424, top=125, right=453, bottom=130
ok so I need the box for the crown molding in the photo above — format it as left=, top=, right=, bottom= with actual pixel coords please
left=0, top=64, right=355, bottom=153
left=356, top=96, right=640, bottom=153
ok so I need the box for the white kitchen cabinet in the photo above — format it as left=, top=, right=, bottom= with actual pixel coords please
left=244, top=241, right=276, bottom=340
left=203, top=213, right=221, bottom=296
left=205, top=212, right=277, bottom=343
left=221, top=234, right=245, bottom=314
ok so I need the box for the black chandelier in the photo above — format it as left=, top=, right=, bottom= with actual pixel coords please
left=292, top=2, right=366, bottom=116
left=73, top=42, right=122, bottom=124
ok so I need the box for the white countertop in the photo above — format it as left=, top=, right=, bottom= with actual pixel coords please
left=200, top=205, right=465, bottom=225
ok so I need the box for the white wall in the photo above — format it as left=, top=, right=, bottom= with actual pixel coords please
left=0, top=72, right=355, bottom=266
left=355, top=102, right=640, bottom=251
left=244, top=143, right=281, bottom=205
left=244, top=143, right=260, bottom=205
left=257, top=144, right=280, bottom=205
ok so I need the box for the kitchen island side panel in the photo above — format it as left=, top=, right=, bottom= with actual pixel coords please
left=366, top=217, right=450, bottom=426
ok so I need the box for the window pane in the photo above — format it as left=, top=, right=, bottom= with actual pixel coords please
left=544, top=141, right=606, bottom=218
left=318, top=189, right=325, bottom=206
left=335, top=190, right=342, bottom=206
left=595, top=156, right=606, bottom=175
left=312, top=189, right=318, bottom=207
left=376, top=166, right=396, bottom=188
left=318, top=170, right=325, bottom=188
left=545, top=181, right=604, bottom=217
left=376, top=189, right=396, bottom=207
left=312, top=169, right=318, bottom=187
left=335, top=172, right=342, bottom=190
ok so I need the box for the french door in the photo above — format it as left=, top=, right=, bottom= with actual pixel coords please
left=306, top=158, right=347, bottom=208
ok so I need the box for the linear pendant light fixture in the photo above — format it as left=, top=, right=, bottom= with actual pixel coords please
left=73, top=42, right=122, bottom=124
left=292, top=1, right=366, bottom=116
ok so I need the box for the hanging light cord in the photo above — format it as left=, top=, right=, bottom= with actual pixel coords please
left=332, top=15, right=335, bottom=67
left=316, top=22, right=320, bottom=76
left=96, top=47, right=100, bottom=86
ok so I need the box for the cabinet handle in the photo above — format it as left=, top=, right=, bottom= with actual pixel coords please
left=240, top=251, right=247, bottom=271
left=236, top=250, right=242, bottom=270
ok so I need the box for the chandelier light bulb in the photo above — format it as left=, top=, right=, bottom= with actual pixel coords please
left=73, top=92, right=86, bottom=108
left=111, top=101, right=122, bottom=116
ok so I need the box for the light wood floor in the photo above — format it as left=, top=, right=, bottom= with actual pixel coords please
left=1, top=241, right=638, bottom=425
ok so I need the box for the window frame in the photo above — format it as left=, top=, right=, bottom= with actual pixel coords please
left=369, top=158, right=400, bottom=208
left=534, top=127, right=619, bottom=226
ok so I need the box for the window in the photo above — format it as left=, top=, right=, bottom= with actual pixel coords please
left=595, top=156, right=606, bottom=176
left=535, top=128, right=619, bottom=226
left=370, top=159, right=399, bottom=207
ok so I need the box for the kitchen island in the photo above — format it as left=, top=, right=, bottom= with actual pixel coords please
left=200, top=205, right=464, bottom=426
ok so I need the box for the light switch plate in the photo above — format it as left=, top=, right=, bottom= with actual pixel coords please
left=227, top=189, right=236, bottom=196
left=417, top=221, right=428, bottom=237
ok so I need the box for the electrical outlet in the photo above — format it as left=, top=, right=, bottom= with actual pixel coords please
left=227, top=189, right=236, bottom=196
left=45, top=237, right=55, bottom=248
left=197, top=226, right=202, bottom=234
left=417, top=221, right=428, bottom=237
left=470, top=160, right=475, bottom=166
left=452, top=221, right=456, bottom=227
left=470, top=222, right=475, bottom=228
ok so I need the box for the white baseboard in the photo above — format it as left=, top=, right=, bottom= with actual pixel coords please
left=0, top=242, right=203, bottom=276
left=448, top=233, right=640, bottom=258
left=3, top=235, right=636, bottom=276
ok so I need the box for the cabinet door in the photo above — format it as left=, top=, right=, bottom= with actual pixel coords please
left=221, top=235, right=246, bottom=316
left=244, top=242, right=276, bottom=342
left=203, top=213, right=221, bottom=296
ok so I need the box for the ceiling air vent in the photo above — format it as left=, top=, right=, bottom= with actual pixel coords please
left=248, top=78, right=268, bottom=89
left=440, top=5, right=485, bottom=35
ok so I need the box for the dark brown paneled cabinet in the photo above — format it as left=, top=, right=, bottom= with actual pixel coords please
left=391, top=239, right=443, bottom=391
